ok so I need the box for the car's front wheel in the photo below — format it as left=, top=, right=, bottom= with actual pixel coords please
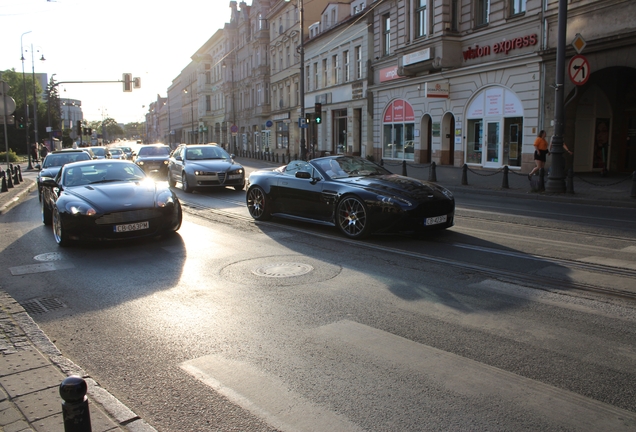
left=336, top=195, right=371, bottom=239
left=182, top=172, right=193, bottom=193
left=246, top=186, right=271, bottom=221
left=52, top=207, right=70, bottom=246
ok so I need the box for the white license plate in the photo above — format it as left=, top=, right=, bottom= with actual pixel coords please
left=114, top=221, right=149, bottom=232
left=228, top=174, right=242, bottom=180
left=425, top=215, right=447, bottom=226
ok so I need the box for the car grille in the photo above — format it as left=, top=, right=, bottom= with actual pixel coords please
left=95, top=209, right=162, bottom=225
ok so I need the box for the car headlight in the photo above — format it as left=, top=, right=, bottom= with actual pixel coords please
left=137, top=161, right=144, bottom=166
left=156, top=190, right=174, bottom=208
left=228, top=168, right=244, bottom=175
left=163, top=160, right=169, bottom=165
left=377, top=195, right=412, bottom=207
left=64, top=201, right=97, bottom=216
left=227, top=168, right=244, bottom=180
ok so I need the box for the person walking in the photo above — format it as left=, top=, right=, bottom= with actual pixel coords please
left=529, top=130, right=549, bottom=179
left=30, top=143, right=39, bottom=164
left=39, top=143, right=49, bottom=161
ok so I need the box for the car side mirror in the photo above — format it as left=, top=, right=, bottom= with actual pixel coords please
left=41, top=178, right=58, bottom=187
left=175, top=154, right=182, bottom=161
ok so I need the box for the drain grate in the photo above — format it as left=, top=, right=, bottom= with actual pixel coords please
left=20, top=298, right=67, bottom=315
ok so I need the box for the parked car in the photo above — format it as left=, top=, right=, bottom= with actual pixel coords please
left=246, top=156, right=455, bottom=239
left=114, top=146, right=133, bottom=160
left=40, top=160, right=182, bottom=246
left=167, top=144, right=245, bottom=192
left=135, top=144, right=171, bottom=178
left=36, top=149, right=93, bottom=201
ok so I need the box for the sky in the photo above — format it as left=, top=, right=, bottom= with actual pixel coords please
left=0, top=0, right=233, bottom=124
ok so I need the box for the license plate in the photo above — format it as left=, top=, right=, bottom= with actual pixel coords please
left=114, top=221, right=149, bottom=232
left=425, top=215, right=447, bottom=226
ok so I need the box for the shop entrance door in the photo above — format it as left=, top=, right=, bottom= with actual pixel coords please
left=484, top=121, right=501, bottom=168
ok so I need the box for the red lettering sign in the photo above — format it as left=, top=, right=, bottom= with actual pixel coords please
left=463, top=34, right=537, bottom=61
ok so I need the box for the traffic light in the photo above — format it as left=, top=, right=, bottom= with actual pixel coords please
left=314, top=103, right=322, bottom=124
left=123, top=73, right=132, bottom=92
left=17, top=117, right=25, bottom=130
left=77, top=120, right=82, bottom=135
left=88, top=128, right=92, bottom=135
left=133, top=77, right=141, bottom=89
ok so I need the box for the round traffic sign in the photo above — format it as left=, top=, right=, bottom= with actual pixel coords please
left=230, top=124, right=239, bottom=133
left=568, top=55, right=590, bottom=86
left=0, top=96, right=16, bottom=116
left=265, top=120, right=273, bottom=127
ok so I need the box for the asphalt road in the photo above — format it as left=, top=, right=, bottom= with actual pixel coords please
left=0, top=160, right=635, bottom=431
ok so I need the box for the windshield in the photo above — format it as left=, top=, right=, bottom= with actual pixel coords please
left=62, top=163, right=146, bottom=186
left=138, top=146, right=170, bottom=157
left=315, top=157, right=390, bottom=178
left=110, top=149, right=123, bottom=155
left=91, top=148, right=106, bottom=156
left=185, top=146, right=230, bottom=160
left=42, top=152, right=91, bottom=168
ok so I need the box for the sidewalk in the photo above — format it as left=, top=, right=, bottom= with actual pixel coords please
left=0, top=168, right=156, bottom=431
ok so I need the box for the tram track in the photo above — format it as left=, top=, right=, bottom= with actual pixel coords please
left=180, top=199, right=636, bottom=303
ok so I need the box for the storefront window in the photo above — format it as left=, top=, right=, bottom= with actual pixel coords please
left=467, top=119, right=482, bottom=164
left=382, top=99, right=415, bottom=160
left=276, top=121, right=289, bottom=149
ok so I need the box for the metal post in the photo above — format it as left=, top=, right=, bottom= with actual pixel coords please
left=299, top=0, right=306, bottom=161
left=60, top=376, right=92, bottom=432
left=402, top=160, right=407, bottom=176
left=461, top=163, right=468, bottom=185
left=31, top=44, right=42, bottom=155
left=428, top=161, right=437, bottom=182
left=502, top=165, right=509, bottom=189
left=545, top=0, right=567, bottom=193
left=21, top=31, right=33, bottom=170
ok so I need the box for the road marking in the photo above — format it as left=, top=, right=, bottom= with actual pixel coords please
left=622, top=246, right=636, bottom=253
left=579, top=256, right=636, bottom=271
left=181, top=355, right=363, bottom=432
left=9, top=261, right=75, bottom=276
left=311, top=320, right=636, bottom=431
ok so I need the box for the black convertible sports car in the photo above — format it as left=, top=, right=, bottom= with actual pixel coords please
left=246, top=156, right=455, bottom=239
left=40, top=160, right=182, bottom=246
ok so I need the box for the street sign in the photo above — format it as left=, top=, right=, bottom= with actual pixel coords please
left=298, top=118, right=308, bottom=128
left=230, top=124, right=238, bottom=133
left=265, top=120, right=273, bottom=128
left=572, top=33, right=586, bottom=54
left=0, top=96, right=16, bottom=116
left=568, top=55, right=590, bottom=86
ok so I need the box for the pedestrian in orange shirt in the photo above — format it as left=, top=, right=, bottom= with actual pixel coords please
left=529, top=130, right=549, bottom=179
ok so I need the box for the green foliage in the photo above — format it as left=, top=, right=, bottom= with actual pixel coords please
left=0, top=149, right=20, bottom=163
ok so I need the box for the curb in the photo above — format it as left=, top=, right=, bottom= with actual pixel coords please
left=0, top=179, right=36, bottom=216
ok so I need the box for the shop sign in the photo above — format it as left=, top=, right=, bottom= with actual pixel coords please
left=426, top=82, right=449, bottom=98
left=380, top=65, right=402, bottom=83
left=463, top=34, right=538, bottom=62
left=402, top=48, right=431, bottom=67
left=383, top=99, right=415, bottom=123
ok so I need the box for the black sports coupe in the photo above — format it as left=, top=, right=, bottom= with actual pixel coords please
left=36, top=149, right=92, bottom=201
left=40, top=160, right=182, bottom=246
left=246, top=156, right=455, bottom=239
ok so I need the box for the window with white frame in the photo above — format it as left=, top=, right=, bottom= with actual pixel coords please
left=314, top=62, right=319, bottom=89
left=306, top=65, right=311, bottom=91
left=415, top=0, right=427, bottom=38
left=287, top=46, right=291, bottom=67
left=257, top=84, right=262, bottom=106
left=206, top=95, right=211, bottom=112
left=332, top=54, right=339, bottom=85
left=343, top=50, right=350, bottom=82
left=322, top=58, right=328, bottom=87
left=475, top=0, right=489, bottom=26
left=383, top=14, right=391, bottom=56
left=510, top=0, right=526, bottom=15
left=355, top=46, right=362, bottom=79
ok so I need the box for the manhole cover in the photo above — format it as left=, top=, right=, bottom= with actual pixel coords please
left=252, top=263, right=314, bottom=278
left=33, top=252, right=64, bottom=262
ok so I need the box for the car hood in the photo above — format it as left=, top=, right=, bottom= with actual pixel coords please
left=38, top=167, right=61, bottom=179
left=336, top=174, right=452, bottom=202
left=65, top=181, right=160, bottom=213
left=186, top=160, right=237, bottom=171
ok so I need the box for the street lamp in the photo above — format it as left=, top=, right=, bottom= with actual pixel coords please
left=183, top=81, right=195, bottom=144
left=222, top=61, right=236, bottom=153
left=20, top=31, right=32, bottom=169
left=47, top=73, right=56, bottom=151
left=286, top=0, right=306, bottom=160
left=25, top=44, right=45, bottom=159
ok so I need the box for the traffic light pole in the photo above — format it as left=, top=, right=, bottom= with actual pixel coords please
left=298, top=0, right=306, bottom=161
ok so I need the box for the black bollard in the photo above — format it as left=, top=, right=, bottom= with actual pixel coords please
left=501, top=165, right=509, bottom=189
left=1, top=171, right=7, bottom=192
left=461, top=164, right=468, bottom=185
left=538, top=168, right=545, bottom=192
left=566, top=168, right=575, bottom=194
left=380, top=159, right=384, bottom=166
left=13, top=167, right=20, bottom=185
left=428, top=161, right=437, bottom=182
left=276, top=153, right=279, bottom=163
left=17, top=165, right=23, bottom=182
left=60, top=376, right=92, bottom=432
left=6, top=168, right=14, bottom=189
left=402, top=160, right=407, bottom=176
left=631, top=170, right=636, bottom=198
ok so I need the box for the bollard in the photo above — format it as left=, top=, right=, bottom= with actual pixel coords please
left=402, top=160, right=407, bottom=176
left=538, top=167, right=545, bottom=192
left=17, top=165, right=23, bottom=182
left=501, top=165, right=509, bottom=189
left=6, top=168, right=14, bottom=189
left=631, top=170, right=636, bottom=198
left=276, top=153, right=279, bottom=163
left=461, top=164, right=468, bottom=185
left=428, top=161, right=437, bottom=182
left=380, top=159, right=384, bottom=166
left=60, top=376, right=92, bottom=432
left=1, top=171, right=7, bottom=192
left=13, top=167, right=20, bottom=185
left=567, top=168, right=575, bottom=194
